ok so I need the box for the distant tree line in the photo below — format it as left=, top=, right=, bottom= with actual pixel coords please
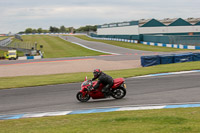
left=18, top=25, right=97, bottom=34
left=75, top=25, right=97, bottom=33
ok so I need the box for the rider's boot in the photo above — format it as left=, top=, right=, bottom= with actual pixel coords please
left=103, top=89, right=111, bottom=97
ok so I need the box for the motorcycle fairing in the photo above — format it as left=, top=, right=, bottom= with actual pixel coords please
left=112, top=78, right=124, bottom=89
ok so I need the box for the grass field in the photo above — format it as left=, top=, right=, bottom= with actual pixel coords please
left=0, top=37, right=8, bottom=56
left=1, top=35, right=200, bottom=132
left=0, top=61, right=200, bottom=89
left=0, top=61, right=200, bottom=132
left=75, top=35, right=195, bottom=52
left=1, top=107, right=200, bottom=133
left=0, top=37, right=8, bottom=40
left=9, top=35, right=106, bottom=58
left=0, top=50, right=6, bottom=56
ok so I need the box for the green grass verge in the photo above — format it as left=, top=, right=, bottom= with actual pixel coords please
left=0, top=50, right=6, bottom=56
left=0, top=37, right=8, bottom=40
left=0, top=37, right=8, bottom=56
left=1, top=61, right=200, bottom=89
left=1, top=107, right=200, bottom=133
left=17, top=51, right=24, bottom=57
left=75, top=35, right=195, bottom=52
left=9, top=35, right=106, bottom=58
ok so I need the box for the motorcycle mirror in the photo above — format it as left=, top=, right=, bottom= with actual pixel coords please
left=85, top=76, right=87, bottom=81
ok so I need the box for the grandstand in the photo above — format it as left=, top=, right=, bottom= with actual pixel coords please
left=92, top=18, right=200, bottom=46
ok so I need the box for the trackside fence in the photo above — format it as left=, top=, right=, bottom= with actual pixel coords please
left=143, top=35, right=200, bottom=46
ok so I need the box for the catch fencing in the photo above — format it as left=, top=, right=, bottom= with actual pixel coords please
left=168, top=36, right=200, bottom=46
left=0, top=41, right=35, bottom=54
left=142, top=35, right=200, bottom=46
left=7, top=42, right=37, bottom=50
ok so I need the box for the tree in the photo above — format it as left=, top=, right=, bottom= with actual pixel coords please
left=37, top=28, right=43, bottom=33
left=54, top=27, right=60, bottom=33
left=49, top=26, right=60, bottom=33
left=65, top=27, right=71, bottom=33
left=32, top=29, right=38, bottom=33
left=43, top=30, right=49, bottom=33
left=18, top=31, right=25, bottom=34
left=90, top=25, right=97, bottom=31
left=49, top=26, right=54, bottom=33
left=25, top=28, right=33, bottom=33
left=75, top=25, right=97, bottom=33
left=22, top=25, right=97, bottom=34
left=60, top=25, right=66, bottom=33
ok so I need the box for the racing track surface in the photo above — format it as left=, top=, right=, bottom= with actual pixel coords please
left=1, top=72, right=200, bottom=115
left=1, top=36, right=200, bottom=116
left=0, top=36, right=170, bottom=77
left=0, top=35, right=168, bottom=65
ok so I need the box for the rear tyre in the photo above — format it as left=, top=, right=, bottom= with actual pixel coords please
left=111, top=87, right=126, bottom=99
left=76, top=92, right=90, bottom=102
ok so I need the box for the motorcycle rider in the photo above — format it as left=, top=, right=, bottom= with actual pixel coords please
left=92, top=69, right=114, bottom=96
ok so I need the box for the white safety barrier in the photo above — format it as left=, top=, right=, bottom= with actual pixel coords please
left=18, top=55, right=42, bottom=60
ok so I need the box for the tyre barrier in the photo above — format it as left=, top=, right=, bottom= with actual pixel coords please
left=141, top=52, right=200, bottom=67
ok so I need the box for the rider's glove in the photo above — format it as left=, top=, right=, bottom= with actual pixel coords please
left=90, top=86, right=96, bottom=91
left=87, top=85, right=93, bottom=91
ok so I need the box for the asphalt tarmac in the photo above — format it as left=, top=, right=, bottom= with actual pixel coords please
left=1, top=72, right=200, bottom=115
left=0, top=36, right=163, bottom=77
left=0, top=35, right=166, bottom=65
left=1, top=36, right=199, bottom=116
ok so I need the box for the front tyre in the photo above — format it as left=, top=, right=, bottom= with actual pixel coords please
left=76, top=92, right=90, bottom=102
left=112, top=87, right=126, bottom=99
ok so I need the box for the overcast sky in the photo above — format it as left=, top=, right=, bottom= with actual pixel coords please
left=0, top=0, right=200, bottom=33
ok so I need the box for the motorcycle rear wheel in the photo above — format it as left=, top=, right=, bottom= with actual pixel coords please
left=76, top=92, right=90, bottom=102
left=111, top=87, right=126, bottom=99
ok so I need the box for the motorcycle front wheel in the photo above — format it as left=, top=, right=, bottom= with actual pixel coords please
left=76, top=92, right=90, bottom=102
left=111, top=87, right=126, bottom=99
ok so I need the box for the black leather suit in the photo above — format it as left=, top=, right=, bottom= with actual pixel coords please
left=92, top=72, right=114, bottom=93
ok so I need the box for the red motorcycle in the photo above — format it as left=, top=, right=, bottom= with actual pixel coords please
left=76, top=77, right=126, bottom=102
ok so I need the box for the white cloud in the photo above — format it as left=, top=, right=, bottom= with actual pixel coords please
left=0, top=0, right=200, bottom=33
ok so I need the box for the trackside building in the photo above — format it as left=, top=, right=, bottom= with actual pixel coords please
left=97, top=21, right=140, bottom=40
left=92, top=18, right=200, bottom=47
